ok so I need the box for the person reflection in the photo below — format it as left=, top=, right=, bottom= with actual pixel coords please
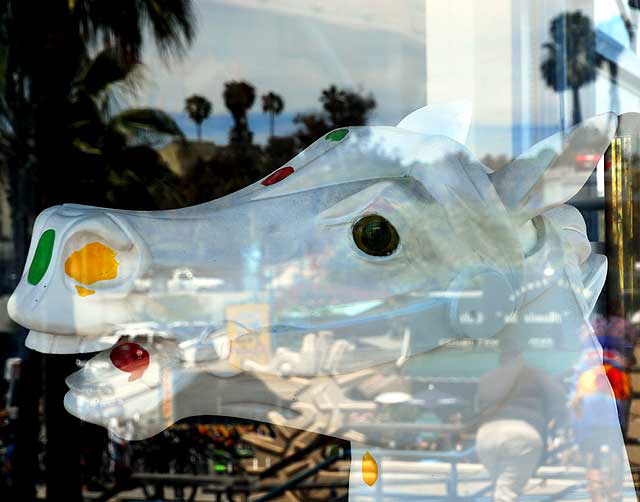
left=571, top=344, right=626, bottom=502
left=474, top=337, right=567, bottom=502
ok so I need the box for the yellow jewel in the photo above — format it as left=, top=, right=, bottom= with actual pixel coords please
left=362, top=451, right=378, bottom=486
left=65, top=242, right=118, bottom=296
left=75, top=286, right=95, bottom=297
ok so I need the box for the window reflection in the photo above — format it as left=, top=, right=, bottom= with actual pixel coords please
left=1, top=1, right=640, bottom=501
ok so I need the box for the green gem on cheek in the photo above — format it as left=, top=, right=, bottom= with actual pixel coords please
left=28, top=229, right=55, bottom=285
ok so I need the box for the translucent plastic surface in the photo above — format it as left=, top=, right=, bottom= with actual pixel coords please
left=8, top=105, right=635, bottom=499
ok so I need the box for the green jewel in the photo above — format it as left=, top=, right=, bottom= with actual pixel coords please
left=28, top=229, right=55, bottom=285
left=325, top=129, right=349, bottom=142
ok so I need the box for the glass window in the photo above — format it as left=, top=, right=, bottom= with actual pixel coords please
left=1, top=2, right=639, bottom=500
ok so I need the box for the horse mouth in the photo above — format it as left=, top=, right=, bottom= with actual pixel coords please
left=26, top=331, right=122, bottom=354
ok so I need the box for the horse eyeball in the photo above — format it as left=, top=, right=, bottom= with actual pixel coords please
left=352, top=215, right=400, bottom=257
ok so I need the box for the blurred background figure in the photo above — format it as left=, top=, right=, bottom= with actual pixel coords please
left=475, top=337, right=567, bottom=502
left=571, top=320, right=629, bottom=502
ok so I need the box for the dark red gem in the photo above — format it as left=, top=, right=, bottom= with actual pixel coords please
left=261, top=166, right=294, bottom=186
left=110, top=342, right=150, bottom=381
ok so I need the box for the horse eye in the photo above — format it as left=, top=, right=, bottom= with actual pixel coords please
left=352, top=215, right=400, bottom=256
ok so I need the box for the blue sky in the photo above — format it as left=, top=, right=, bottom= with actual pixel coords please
left=131, top=1, right=628, bottom=159
left=173, top=111, right=299, bottom=145
left=136, top=0, right=523, bottom=156
left=131, top=0, right=427, bottom=143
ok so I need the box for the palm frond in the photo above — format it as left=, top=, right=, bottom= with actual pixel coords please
left=142, top=0, right=195, bottom=57
left=109, top=108, right=184, bottom=146
left=76, top=48, right=142, bottom=98
left=72, top=0, right=194, bottom=60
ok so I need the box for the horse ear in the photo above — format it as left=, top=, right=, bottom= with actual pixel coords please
left=490, top=113, right=617, bottom=222
left=396, top=100, right=471, bottom=144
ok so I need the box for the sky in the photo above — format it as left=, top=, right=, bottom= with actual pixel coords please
left=127, top=1, right=638, bottom=158
left=131, top=0, right=426, bottom=145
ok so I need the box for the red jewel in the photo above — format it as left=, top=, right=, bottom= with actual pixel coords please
left=261, top=166, right=294, bottom=185
left=110, top=342, right=150, bottom=381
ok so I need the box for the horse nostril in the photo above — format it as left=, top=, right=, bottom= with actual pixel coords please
left=109, top=342, right=149, bottom=381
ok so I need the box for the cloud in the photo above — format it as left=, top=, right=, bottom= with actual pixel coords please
left=204, top=0, right=425, bottom=44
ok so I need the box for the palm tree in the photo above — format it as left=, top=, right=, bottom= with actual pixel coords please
left=223, top=81, right=256, bottom=145
left=0, top=0, right=195, bottom=206
left=69, top=49, right=185, bottom=207
left=0, top=5, right=194, bottom=499
left=321, top=85, right=376, bottom=127
left=185, top=94, right=212, bottom=140
left=0, top=0, right=195, bottom=261
left=614, top=0, right=640, bottom=51
left=69, top=51, right=183, bottom=152
left=540, top=11, right=598, bottom=126
left=261, top=92, right=284, bottom=138
left=71, top=0, right=194, bottom=59
left=293, top=85, right=376, bottom=148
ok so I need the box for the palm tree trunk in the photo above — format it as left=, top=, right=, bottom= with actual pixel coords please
left=11, top=339, right=41, bottom=502
left=197, top=122, right=201, bottom=141
left=29, top=4, right=85, bottom=500
left=609, top=61, right=620, bottom=113
left=7, top=157, right=29, bottom=280
left=44, top=354, right=83, bottom=502
left=270, top=112, right=275, bottom=138
left=571, top=86, right=582, bottom=125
